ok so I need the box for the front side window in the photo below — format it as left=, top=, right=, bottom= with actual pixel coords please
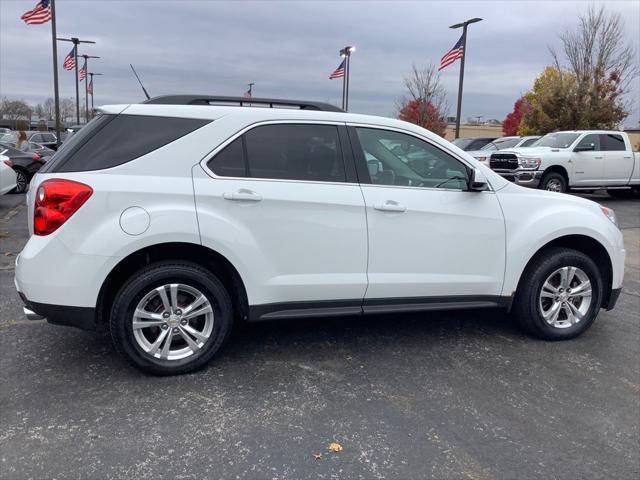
left=600, top=134, right=625, bottom=151
left=355, top=128, right=469, bottom=190
left=244, top=124, right=345, bottom=182
left=576, top=134, right=601, bottom=151
left=536, top=133, right=580, bottom=148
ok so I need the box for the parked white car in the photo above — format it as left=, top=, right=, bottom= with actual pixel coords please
left=469, top=136, right=540, bottom=163
left=1, top=152, right=18, bottom=195
left=14, top=96, right=625, bottom=374
left=488, top=130, right=640, bottom=195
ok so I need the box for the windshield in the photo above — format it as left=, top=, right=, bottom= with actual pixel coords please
left=481, top=138, right=521, bottom=151
left=535, top=133, right=580, bottom=148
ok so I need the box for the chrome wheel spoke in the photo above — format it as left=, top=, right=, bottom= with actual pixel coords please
left=543, top=301, right=562, bottom=324
left=133, top=320, right=165, bottom=330
left=160, top=330, right=174, bottom=359
left=169, top=284, right=179, bottom=312
left=134, top=309, right=163, bottom=321
left=571, top=281, right=592, bottom=297
left=148, top=328, right=169, bottom=356
left=566, top=302, right=583, bottom=324
left=539, top=266, right=592, bottom=329
left=156, top=286, right=171, bottom=312
left=183, top=295, right=207, bottom=315
left=182, top=324, right=209, bottom=343
left=183, top=304, right=213, bottom=320
left=178, top=326, right=201, bottom=352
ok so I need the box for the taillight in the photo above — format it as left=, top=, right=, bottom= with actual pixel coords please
left=3, top=159, right=13, bottom=168
left=34, top=179, right=93, bottom=236
left=32, top=153, right=42, bottom=162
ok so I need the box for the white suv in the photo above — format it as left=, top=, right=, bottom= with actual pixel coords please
left=15, top=95, right=625, bottom=375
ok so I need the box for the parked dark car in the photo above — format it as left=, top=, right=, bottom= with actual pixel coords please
left=452, top=137, right=498, bottom=151
left=0, top=143, right=46, bottom=193
left=27, top=131, right=58, bottom=150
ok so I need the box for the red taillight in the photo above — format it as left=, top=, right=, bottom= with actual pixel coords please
left=3, top=159, right=13, bottom=168
left=32, top=153, right=42, bottom=162
left=34, top=179, right=93, bottom=236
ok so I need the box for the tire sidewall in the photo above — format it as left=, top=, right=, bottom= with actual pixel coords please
left=520, top=250, right=603, bottom=340
left=541, top=172, right=567, bottom=193
left=110, top=262, right=232, bottom=375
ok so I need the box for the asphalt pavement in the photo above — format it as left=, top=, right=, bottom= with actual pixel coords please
left=1, top=191, right=638, bottom=479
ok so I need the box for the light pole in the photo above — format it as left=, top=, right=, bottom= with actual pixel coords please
left=339, top=45, right=355, bottom=111
left=79, top=54, right=99, bottom=123
left=449, top=17, right=482, bottom=139
left=88, top=72, right=102, bottom=115
left=57, top=36, right=96, bottom=125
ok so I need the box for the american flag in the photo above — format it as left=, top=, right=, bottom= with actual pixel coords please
left=63, top=48, right=75, bottom=70
left=439, top=35, right=464, bottom=71
left=20, top=0, right=51, bottom=25
left=87, top=78, right=93, bottom=95
left=79, top=60, right=87, bottom=81
left=329, top=59, right=346, bottom=80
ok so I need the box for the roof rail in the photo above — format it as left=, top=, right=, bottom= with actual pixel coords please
left=143, top=95, right=344, bottom=112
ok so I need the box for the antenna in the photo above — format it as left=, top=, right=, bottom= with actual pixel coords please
left=130, top=64, right=151, bottom=100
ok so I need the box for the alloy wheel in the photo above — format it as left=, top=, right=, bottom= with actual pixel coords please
left=545, top=179, right=562, bottom=192
left=132, top=283, right=214, bottom=361
left=538, top=266, right=592, bottom=329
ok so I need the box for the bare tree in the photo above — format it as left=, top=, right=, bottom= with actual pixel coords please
left=0, top=98, right=32, bottom=122
left=397, top=64, right=449, bottom=136
left=550, top=5, right=638, bottom=126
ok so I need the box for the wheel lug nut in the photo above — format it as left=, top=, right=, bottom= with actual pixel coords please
left=161, top=323, right=168, bottom=329
left=175, top=309, right=182, bottom=315
left=162, top=312, right=170, bottom=318
left=172, top=327, right=179, bottom=333
left=180, top=319, right=188, bottom=325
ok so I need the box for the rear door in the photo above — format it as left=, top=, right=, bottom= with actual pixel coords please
left=193, top=122, right=368, bottom=312
left=349, top=125, right=506, bottom=307
left=571, top=134, right=605, bottom=185
left=601, top=133, right=634, bottom=185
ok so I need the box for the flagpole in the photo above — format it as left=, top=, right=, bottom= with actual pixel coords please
left=80, top=55, right=99, bottom=122
left=50, top=0, right=61, bottom=146
left=73, top=41, right=79, bottom=124
left=449, top=18, right=482, bottom=139
left=345, top=54, right=351, bottom=112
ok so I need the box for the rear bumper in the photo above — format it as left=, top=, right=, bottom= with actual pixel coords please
left=19, top=292, right=97, bottom=331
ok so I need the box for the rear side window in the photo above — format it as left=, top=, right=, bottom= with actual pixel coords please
left=244, top=124, right=346, bottom=182
left=600, top=134, right=625, bottom=151
left=45, top=114, right=210, bottom=173
left=207, top=137, right=245, bottom=177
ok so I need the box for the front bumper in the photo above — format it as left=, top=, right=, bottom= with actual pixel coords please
left=494, top=169, right=543, bottom=188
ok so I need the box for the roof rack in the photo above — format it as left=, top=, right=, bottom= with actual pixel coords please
left=143, top=95, right=344, bottom=112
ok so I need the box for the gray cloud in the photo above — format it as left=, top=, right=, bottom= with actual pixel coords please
left=1, top=0, right=638, bottom=125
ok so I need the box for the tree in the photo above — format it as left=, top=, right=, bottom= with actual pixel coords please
left=0, top=98, right=32, bottom=122
left=397, top=64, right=448, bottom=137
left=502, top=96, right=531, bottom=135
left=548, top=5, right=637, bottom=129
left=518, top=67, right=578, bottom=135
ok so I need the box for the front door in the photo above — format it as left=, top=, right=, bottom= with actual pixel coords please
left=571, top=134, right=605, bottom=186
left=349, top=126, right=506, bottom=306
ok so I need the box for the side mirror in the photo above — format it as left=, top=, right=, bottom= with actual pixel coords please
left=469, top=168, right=489, bottom=191
left=367, top=159, right=380, bottom=177
left=574, top=143, right=595, bottom=152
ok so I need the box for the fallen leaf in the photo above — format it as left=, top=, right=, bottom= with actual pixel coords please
left=313, top=453, right=322, bottom=460
left=328, top=442, right=343, bottom=453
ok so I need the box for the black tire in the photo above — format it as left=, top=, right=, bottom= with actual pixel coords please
left=607, top=189, right=637, bottom=199
left=12, top=168, right=28, bottom=194
left=513, top=247, right=603, bottom=340
left=109, top=261, right=233, bottom=375
left=540, top=172, right=567, bottom=193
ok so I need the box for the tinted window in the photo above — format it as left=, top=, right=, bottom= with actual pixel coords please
left=46, top=114, right=210, bottom=173
left=41, top=133, right=55, bottom=142
left=520, top=137, right=538, bottom=147
left=536, top=133, right=580, bottom=148
left=576, top=134, right=600, bottom=151
left=30, top=134, right=43, bottom=142
left=600, top=134, right=625, bottom=151
left=207, top=137, right=245, bottom=177
left=355, top=128, right=469, bottom=189
left=244, top=124, right=345, bottom=182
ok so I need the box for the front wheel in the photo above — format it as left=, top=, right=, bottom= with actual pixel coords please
left=540, top=172, right=567, bottom=193
left=513, top=247, right=603, bottom=340
left=109, top=261, right=233, bottom=375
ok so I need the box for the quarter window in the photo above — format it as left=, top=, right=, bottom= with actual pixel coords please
left=207, top=137, right=245, bottom=177
left=355, top=128, right=469, bottom=189
left=244, top=124, right=346, bottom=182
left=600, top=134, right=625, bottom=151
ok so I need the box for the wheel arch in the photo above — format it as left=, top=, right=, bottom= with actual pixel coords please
left=514, top=234, right=613, bottom=309
left=96, top=242, right=249, bottom=328
left=541, top=165, right=569, bottom=185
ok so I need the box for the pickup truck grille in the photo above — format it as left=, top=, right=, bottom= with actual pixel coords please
left=490, top=153, right=519, bottom=171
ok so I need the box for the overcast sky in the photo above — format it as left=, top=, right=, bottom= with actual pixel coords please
left=1, top=0, right=639, bottom=126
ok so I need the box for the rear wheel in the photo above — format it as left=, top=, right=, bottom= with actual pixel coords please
left=109, top=261, right=233, bottom=375
left=12, top=168, right=28, bottom=194
left=513, top=247, right=603, bottom=340
left=540, top=172, right=567, bottom=193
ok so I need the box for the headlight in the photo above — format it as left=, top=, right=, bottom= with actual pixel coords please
left=600, top=205, right=618, bottom=227
left=518, top=156, right=542, bottom=169
left=474, top=155, right=488, bottom=162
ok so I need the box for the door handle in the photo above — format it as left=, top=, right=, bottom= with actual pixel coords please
left=223, top=189, right=262, bottom=201
left=374, top=200, right=406, bottom=212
